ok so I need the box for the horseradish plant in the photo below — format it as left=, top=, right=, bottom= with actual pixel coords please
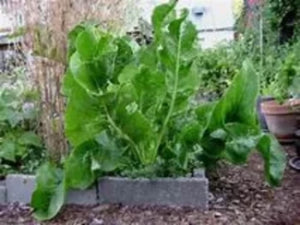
left=31, top=0, right=286, bottom=220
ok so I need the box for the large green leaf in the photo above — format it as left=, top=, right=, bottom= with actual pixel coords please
left=63, top=72, right=104, bottom=147
left=116, top=108, right=157, bottom=164
left=93, top=131, right=122, bottom=172
left=69, top=52, right=103, bottom=95
left=64, top=141, right=97, bottom=189
left=208, top=61, right=259, bottom=130
left=152, top=0, right=177, bottom=42
left=65, top=134, right=122, bottom=189
left=197, top=61, right=261, bottom=167
left=111, top=38, right=134, bottom=82
left=75, top=26, right=98, bottom=60
left=31, top=163, right=65, bottom=221
left=70, top=29, right=133, bottom=96
left=0, top=140, right=16, bottom=161
left=133, top=66, right=166, bottom=117
left=257, top=134, right=286, bottom=186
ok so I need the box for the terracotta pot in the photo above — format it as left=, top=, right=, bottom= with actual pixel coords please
left=261, top=100, right=298, bottom=143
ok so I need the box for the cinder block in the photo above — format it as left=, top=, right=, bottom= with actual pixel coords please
left=0, top=185, right=6, bottom=204
left=4, top=174, right=209, bottom=209
left=5, top=174, right=98, bottom=205
left=6, top=174, right=35, bottom=204
left=98, top=177, right=208, bottom=209
left=67, top=188, right=97, bottom=205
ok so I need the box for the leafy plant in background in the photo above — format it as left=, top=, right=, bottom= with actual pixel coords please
left=0, top=67, right=46, bottom=177
left=264, top=0, right=300, bottom=43
left=196, top=44, right=239, bottom=100
left=264, top=40, right=300, bottom=101
left=31, top=1, right=286, bottom=221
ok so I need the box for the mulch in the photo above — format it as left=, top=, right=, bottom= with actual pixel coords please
left=0, top=146, right=299, bottom=225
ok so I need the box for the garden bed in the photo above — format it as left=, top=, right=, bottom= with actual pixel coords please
left=0, top=172, right=208, bottom=208
left=0, top=146, right=299, bottom=225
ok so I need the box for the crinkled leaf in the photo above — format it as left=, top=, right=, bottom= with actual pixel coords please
left=31, top=163, right=65, bottom=221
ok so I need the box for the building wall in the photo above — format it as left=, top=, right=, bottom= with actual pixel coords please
left=137, top=0, right=236, bottom=48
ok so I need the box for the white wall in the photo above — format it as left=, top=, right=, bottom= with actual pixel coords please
left=138, top=0, right=235, bottom=48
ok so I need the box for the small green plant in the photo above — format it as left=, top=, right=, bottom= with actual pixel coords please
left=0, top=67, right=46, bottom=176
left=263, top=41, right=300, bottom=101
left=31, top=1, right=286, bottom=221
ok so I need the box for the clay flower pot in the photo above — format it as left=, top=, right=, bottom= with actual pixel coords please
left=261, top=99, right=299, bottom=143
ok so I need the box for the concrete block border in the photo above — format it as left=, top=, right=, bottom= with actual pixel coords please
left=0, top=172, right=208, bottom=209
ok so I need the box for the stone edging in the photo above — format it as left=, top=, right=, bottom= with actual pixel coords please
left=0, top=171, right=208, bottom=209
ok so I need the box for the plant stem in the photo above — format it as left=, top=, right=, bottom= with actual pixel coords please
left=103, top=105, right=142, bottom=162
left=154, top=30, right=182, bottom=159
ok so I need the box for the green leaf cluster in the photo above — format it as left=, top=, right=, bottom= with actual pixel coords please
left=31, top=1, right=286, bottom=221
left=0, top=67, right=45, bottom=176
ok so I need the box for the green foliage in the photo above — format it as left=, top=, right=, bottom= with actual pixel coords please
left=31, top=163, right=65, bottom=220
left=31, top=1, right=286, bottom=221
left=263, top=40, right=300, bottom=101
left=264, top=0, right=300, bottom=42
left=196, top=45, right=239, bottom=99
left=0, top=67, right=45, bottom=176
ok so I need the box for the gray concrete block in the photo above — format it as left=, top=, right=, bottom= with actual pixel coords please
left=67, top=188, right=97, bottom=205
left=4, top=174, right=209, bottom=209
left=0, top=185, right=7, bottom=204
left=98, top=177, right=208, bottom=209
left=5, top=174, right=97, bottom=205
left=6, top=174, right=35, bottom=204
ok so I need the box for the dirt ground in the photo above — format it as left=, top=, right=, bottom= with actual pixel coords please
left=0, top=146, right=299, bottom=225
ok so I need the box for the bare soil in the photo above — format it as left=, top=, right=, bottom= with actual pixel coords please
left=0, top=146, right=299, bottom=225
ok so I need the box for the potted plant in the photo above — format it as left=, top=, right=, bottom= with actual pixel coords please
left=261, top=47, right=300, bottom=143
left=30, top=1, right=286, bottom=221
